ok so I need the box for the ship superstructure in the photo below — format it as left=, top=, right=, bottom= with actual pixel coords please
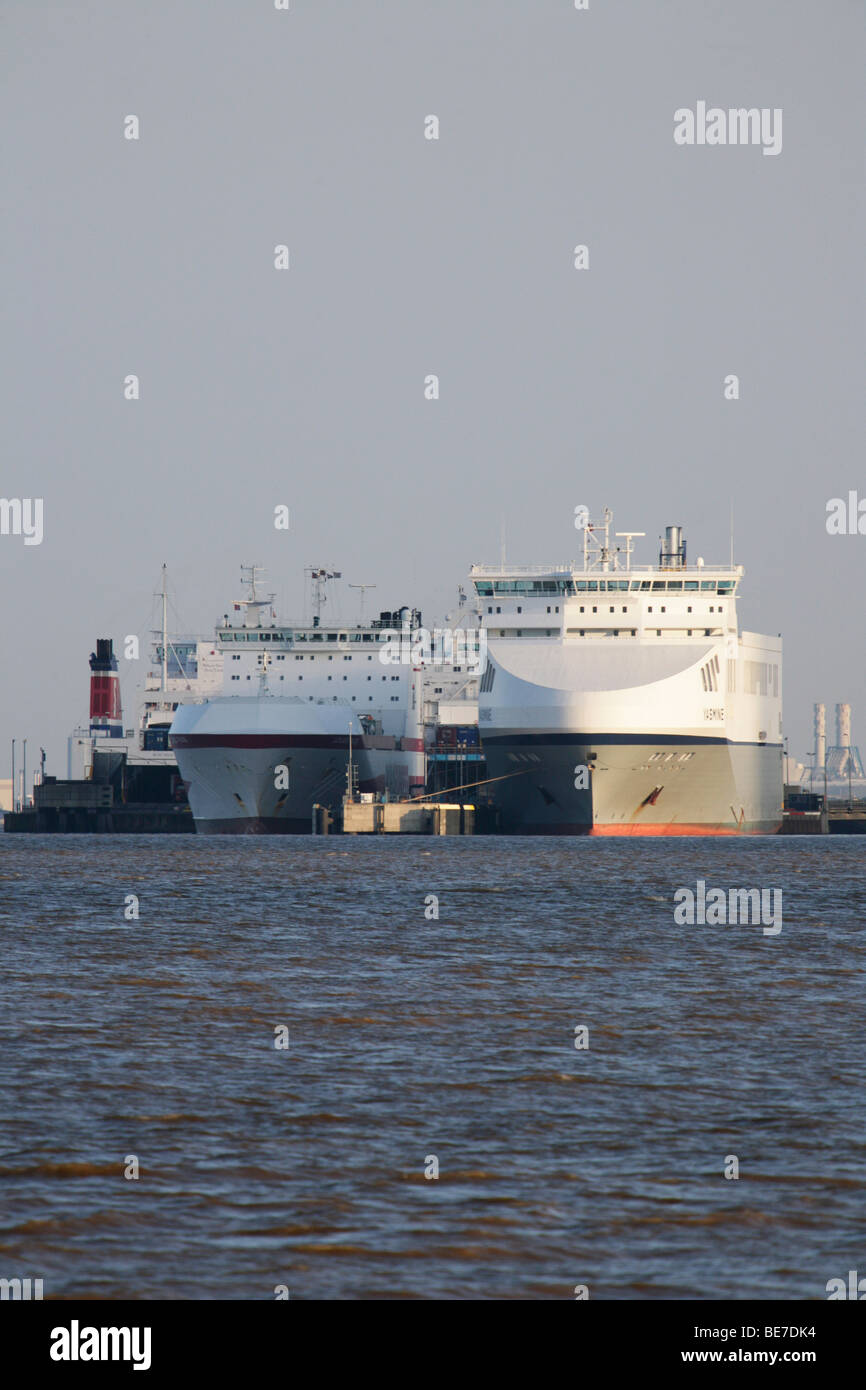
left=170, top=567, right=479, bottom=832
left=470, top=510, right=783, bottom=834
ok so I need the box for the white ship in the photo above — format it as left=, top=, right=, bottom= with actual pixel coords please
left=170, top=568, right=478, bottom=833
left=470, top=511, right=783, bottom=834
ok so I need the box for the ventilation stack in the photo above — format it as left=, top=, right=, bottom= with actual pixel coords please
left=659, top=525, right=686, bottom=569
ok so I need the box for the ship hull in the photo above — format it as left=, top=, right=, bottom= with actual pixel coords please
left=170, top=698, right=422, bottom=834
left=481, top=733, right=783, bottom=835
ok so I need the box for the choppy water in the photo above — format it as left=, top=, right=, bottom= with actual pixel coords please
left=0, top=835, right=863, bottom=1300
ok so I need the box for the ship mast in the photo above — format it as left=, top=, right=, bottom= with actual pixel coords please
left=583, top=507, right=614, bottom=571
left=614, top=532, right=645, bottom=571
left=236, top=565, right=276, bottom=629
left=349, top=582, right=376, bottom=626
left=307, top=567, right=342, bottom=627
left=161, top=564, right=168, bottom=693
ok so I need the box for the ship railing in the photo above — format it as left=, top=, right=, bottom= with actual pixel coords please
left=469, top=563, right=743, bottom=577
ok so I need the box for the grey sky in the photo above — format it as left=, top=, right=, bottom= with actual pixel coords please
left=2, top=0, right=863, bottom=775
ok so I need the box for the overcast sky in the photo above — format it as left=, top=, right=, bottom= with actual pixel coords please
left=2, top=0, right=863, bottom=775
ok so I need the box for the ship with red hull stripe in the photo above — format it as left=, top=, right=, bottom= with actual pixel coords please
left=171, top=697, right=426, bottom=834
left=170, top=567, right=467, bottom=834
left=471, top=511, right=783, bottom=835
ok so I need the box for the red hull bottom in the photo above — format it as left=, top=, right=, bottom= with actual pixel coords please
left=590, top=822, right=780, bottom=837
left=508, top=822, right=781, bottom=836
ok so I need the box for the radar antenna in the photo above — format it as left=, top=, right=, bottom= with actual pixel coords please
left=614, top=532, right=645, bottom=571
left=349, top=583, right=376, bottom=626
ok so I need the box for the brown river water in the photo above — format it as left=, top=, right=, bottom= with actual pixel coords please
left=0, top=835, right=863, bottom=1299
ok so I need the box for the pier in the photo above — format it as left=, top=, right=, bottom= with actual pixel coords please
left=313, top=798, right=500, bottom=835
left=3, top=778, right=194, bottom=833
left=779, top=790, right=866, bottom=835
